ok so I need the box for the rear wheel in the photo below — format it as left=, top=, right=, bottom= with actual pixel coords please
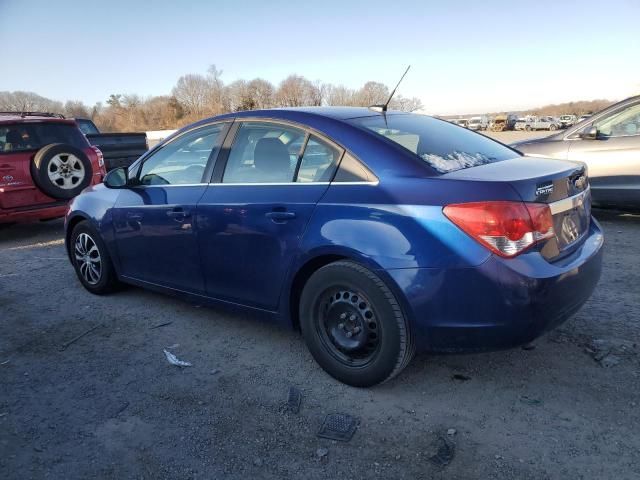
left=525, top=125, right=532, bottom=131
left=70, top=222, right=120, bottom=294
left=549, top=124, right=557, bottom=131
left=299, top=261, right=415, bottom=387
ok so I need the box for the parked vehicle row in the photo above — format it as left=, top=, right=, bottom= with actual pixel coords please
left=451, top=112, right=594, bottom=132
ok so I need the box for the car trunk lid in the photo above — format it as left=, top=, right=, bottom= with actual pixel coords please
left=442, top=156, right=591, bottom=259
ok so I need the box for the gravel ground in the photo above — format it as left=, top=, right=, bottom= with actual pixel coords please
left=1, top=207, right=639, bottom=480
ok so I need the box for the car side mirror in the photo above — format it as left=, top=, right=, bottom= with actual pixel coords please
left=579, top=125, right=598, bottom=140
left=103, top=167, right=128, bottom=188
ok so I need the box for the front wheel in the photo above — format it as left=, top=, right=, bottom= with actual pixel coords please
left=70, top=222, right=120, bottom=294
left=299, top=261, right=415, bottom=387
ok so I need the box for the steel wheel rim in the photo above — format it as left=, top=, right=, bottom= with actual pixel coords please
left=48, top=153, right=85, bottom=189
left=315, top=287, right=381, bottom=367
left=74, top=233, right=102, bottom=285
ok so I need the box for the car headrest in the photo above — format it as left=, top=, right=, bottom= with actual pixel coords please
left=254, top=137, right=291, bottom=176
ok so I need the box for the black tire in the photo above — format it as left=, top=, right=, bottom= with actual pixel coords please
left=299, top=261, right=415, bottom=387
left=525, top=125, right=532, bottom=132
left=69, top=221, right=120, bottom=294
left=31, top=143, right=92, bottom=200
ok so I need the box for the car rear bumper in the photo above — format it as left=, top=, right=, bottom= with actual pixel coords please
left=385, top=219, right=604, bottom=352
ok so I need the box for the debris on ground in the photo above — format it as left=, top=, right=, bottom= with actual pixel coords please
left=317, top=413, right=358, bottom=442
left=452, top=373, right=471, bottom=381
left=253, top=458, right=263, bottom=467
left=59, top=324, right=101, bottom=351
left=585, top=338, right=637, bottom=367
left=316, top=447, right=328, bottom=460
left=429, top=436, right=455, bottom=466
left=447, top=428, right=457, bottom=436
left=0, top=412, right=7, bottom=418
left=165, top=343, right=180, bottom=349
left=0, top=359, right=10, bottom=366
left=520, top=395, right=542, bottom=406
left=286, top=386, right=302, bottom=414
left=163, top=349, right=192, bottom=367
left=210, top=368, right=220, bottom=375
left=150, top=321, right=173, bottom=330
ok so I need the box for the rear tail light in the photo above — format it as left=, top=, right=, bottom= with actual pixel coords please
left=443, top=201, right=554, bottom=258
left=91, top=146, right=105, bottom=171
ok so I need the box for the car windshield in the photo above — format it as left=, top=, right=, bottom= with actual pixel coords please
left=349, top=114, right=517, bottom=173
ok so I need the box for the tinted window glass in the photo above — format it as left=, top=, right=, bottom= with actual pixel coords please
left=223, top=122, right=305, bottom=183
left=139, top=123, right=226, bottom=185
left=76, top=119, right=100, bottom=135
left=296, top=135, right=341, bottom=183
left=595, top=103, right=640, bottom=138
left=349, top=114, right=517, bottom=173
left=333, top=153, right=376, bottom=182
left=0, top=122, right=88, bottom=153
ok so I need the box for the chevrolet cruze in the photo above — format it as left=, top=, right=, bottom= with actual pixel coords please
left=65, top=107, right=603, bottom=387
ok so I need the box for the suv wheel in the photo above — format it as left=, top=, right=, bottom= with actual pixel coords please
left=299, top=260, right=415, bottom=387
left=70, top=222, right=120, bottom=294
left=31, top=143, right=92, bottom=200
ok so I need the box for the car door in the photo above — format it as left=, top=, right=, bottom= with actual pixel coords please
left=567, top=101, right=640, bottom=205
left=196, top=120, right=342, bottom=310
left=112, top=122, right=230, bottom=292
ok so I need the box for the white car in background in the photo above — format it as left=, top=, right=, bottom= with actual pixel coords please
left=467, top=116, right=489, bottom=131
left=515, top=116, right=559, bottom=131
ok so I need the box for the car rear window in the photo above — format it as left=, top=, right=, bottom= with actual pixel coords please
left=0, top=122, right=88, bottom=153
left=348, top=114, right=518, bottom=173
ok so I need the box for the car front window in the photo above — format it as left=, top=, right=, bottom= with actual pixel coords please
left=349, top=114, right=517, bottom=173
left=138, top=123, right=227, bottom=185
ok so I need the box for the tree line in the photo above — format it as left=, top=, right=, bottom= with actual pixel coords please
left=0, top=64, right=423, bottom=132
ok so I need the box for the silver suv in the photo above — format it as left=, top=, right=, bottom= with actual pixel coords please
left=513, top=96, right=640, bottom=209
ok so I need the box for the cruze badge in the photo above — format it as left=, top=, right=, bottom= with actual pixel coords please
left=2, top=175, right=13, bottom=182
left=535, top=182, right=554, bottom=196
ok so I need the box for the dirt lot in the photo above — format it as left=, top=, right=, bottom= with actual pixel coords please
left=1, top=207, right=639, bottom=479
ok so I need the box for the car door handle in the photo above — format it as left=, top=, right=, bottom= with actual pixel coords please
left=126, top=212, right=143, bottom=221
left=167, top=207, right=191, bottom=221
left=265, top=211, right=296, bottom=222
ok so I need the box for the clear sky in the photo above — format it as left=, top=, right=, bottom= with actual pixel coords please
left=1, top=0, right=638, bottom=115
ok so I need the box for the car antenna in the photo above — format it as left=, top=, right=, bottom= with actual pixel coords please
left=369, top=65, right=411, bottom=113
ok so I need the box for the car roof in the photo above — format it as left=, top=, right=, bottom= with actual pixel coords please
left=213, top=106, right=406, bottom=122
left=0, top=114, right=75, bottom=125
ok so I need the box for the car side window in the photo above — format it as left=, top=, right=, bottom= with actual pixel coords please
left=595, top=103, right=640, bottom=138
left=139, top=123, right=227, bottom=185
left=223, top=122, right=306, bottom=183
left=296, top=135, right=341, bottom=183
left=333, top=153, right=377, bottom=183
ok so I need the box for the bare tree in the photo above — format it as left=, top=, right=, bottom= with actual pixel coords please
left=247, top=78, right=275, bottom=109
left=172, top=74, right=210, bottom=116
left=64, top=100, right=91, bottom=118
left=389, top=95, right=424, bottom=112
left=326, top=85, right=356, bottom=106
left=355, top=82, right=389, bottom=106
left=0, top=91, right=63, bottom=113
left=275, top=75, right=316, bottom=107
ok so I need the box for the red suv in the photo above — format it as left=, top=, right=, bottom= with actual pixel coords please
left=0, top=112, right=105, bottom=225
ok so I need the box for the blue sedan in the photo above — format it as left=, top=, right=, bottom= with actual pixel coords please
left=65, top=107, right=603, bottom=387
